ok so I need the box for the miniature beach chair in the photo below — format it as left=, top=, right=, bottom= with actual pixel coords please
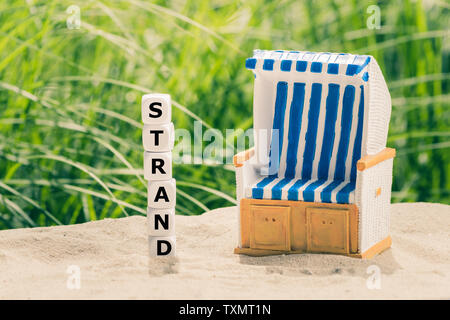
left=233, top=50, right=395, bottom=258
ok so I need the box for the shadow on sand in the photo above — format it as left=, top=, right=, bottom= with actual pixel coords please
left=238, top=249, right=400, bottom=277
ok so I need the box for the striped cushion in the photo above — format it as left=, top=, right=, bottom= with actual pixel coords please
left=248, top=69, right=365, bottom=204
left=246, top=177, right=356, bottom=204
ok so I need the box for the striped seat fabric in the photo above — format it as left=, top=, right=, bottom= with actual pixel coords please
left=245, top=50, right=369, bottom=204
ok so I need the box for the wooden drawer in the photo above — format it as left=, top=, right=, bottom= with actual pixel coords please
left=250, top=205, right=291, bottom=251
left=306, top=207, right=350, bottom=254
left=240, top=198, right=359, bottom=254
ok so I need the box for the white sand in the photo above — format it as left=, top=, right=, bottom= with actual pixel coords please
left=0, top=202, right=449, bottom=300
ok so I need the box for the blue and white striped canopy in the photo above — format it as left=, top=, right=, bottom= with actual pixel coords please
left=246, top=50, right=371, bottom=80
left=246, top=50, right=370, bottom=204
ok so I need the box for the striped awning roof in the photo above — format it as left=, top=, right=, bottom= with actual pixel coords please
left=245, top=50, right=371, bottom=80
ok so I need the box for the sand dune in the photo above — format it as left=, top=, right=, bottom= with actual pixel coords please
left=0, top=202, right=449, bottom=299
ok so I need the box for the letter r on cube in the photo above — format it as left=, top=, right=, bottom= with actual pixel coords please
left=144, top=151, right=172, bottom=181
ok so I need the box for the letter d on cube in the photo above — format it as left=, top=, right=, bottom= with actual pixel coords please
left=149, top=236, right=176, bottom=257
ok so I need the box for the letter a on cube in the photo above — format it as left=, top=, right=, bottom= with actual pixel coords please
left=147, top=207, right=175, bottom=236
left=141, top=93, right=171, bottom=125
left=142, top=123, right=174, bottom=152
left=144, top=151, right=172, bottom=181
left=148, top=178, right=176, bottom=208
left=149, top=236, right=176, bottom=257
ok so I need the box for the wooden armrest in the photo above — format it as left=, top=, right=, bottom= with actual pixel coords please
left=357, top=148, right=396, bottom=171
left=233, top=147, right=255, bottom=168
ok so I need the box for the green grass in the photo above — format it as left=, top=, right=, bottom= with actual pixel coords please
left=0, top=0, right=448, bottom=229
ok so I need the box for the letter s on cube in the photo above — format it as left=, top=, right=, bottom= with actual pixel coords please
left=148, top=178, right=176, bottom=208
left=141, top=93, right=171, bottom=125
left=142, top=123, right=174, bottom=152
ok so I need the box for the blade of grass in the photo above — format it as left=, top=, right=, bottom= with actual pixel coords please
left=26, top=154, right=129, bottom=217
left=0, top=181, right=62, bottom=225
left=0, top=193, right=35, bottom=226
left=177, top=181, right=236, bottom=204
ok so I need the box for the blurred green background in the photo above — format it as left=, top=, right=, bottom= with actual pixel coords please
left=0, top=0, right=448, bottom=229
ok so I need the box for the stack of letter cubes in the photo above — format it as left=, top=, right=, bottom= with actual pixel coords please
left=142, top=94, right=176, bottom=257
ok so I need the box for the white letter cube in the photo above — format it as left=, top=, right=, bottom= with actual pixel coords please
left=144, top=151, right=172, bottom=181
left=148, top=178, right=176, bottom=208
left=147, top=207, right=175, bottom=236
left=142, top=123, right=174, bottom=152
left=141, top=93, right=171, bottom=124
left=149, top=236, right=176, bottom=257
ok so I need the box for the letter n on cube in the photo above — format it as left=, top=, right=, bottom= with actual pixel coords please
left=147, top=207, right=175, bottom=236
